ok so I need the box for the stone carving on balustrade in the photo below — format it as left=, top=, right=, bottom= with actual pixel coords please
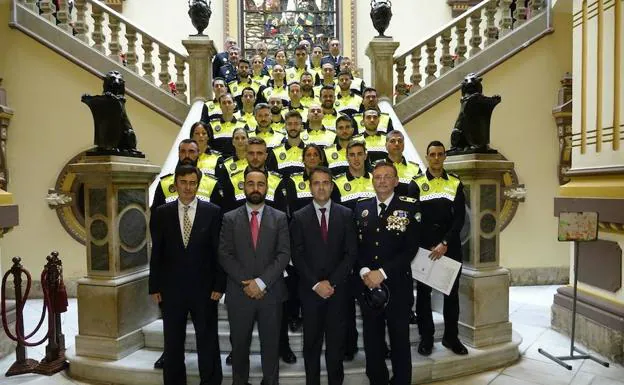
left=81, top=71, right=144, bottom=158
left=370, top=0, right=392, bottom=38
left=552, top=72, right=572, bottom=185
left=448, top=73, right=501, bottom=155
left=188, top=0, right=212, bottom=36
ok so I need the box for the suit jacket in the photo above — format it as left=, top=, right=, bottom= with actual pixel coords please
left=354, top=195, right=421, bottom=304
left=320, top=54, right=342, bottom=73
left=148, top=200, right=226, bottom=299
left=290, top=202, right=357, bottom=302
left=218, top=204, right=290, bottom=304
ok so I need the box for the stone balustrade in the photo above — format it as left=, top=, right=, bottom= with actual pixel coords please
left=393, top=0, right=546, bottom=102
left=19, top=0, right=189, bottom=103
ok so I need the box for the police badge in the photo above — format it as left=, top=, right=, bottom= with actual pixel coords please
left=344, top=183, right=351, bottom=192
left=361, top=209, right=369, bottom=218
left=230, top=163, right=237, bottom=171
left=335, top=101, right=340, bottom=107
left=237, top=181, right=244, bottom=190
left=298, top=182, right=307, bottom=190
left=168, top=184, right=176, bottom=193
left=279, top=153, right=287, bottom=160
left=414, top=212, right=422, bottom=222
left=232, top=86, right=238, bottom=92
left=422, top=183, right=429, bottom=191
left=302, top=133, right=309, bottom=140
left=331, top=152, right=339, bottom=160
left=215, top=125, right=222, bottom=132
left=290, top=73, right=295, bottom=79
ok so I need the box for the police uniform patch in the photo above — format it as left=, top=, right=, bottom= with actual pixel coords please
left=331, top=152, right=339, bottom=160
left=208, top=103, right=215, bottom=110
left=361, top=209, right=369, bottom=218
left=237, top=181, right=244, bottom=190
left=232, top=86, right=238, bottom=92
left=168, top=184, right=176, bottom=193
left=290, top=73, right=295, bottom=79
left=229, top=163, right=237, bottom=171
left=344, top=182, right=351, bottom=191
left=279, top=153, right=287, bottom=160
left=215, top=125, right=221, bottom=132
left=298, top=182, right=306, bottom=190
left=414, top=212, right=422, bottom=222
left=302, top=133, right=309, bottom=140
left=335, top=101, right=340, bottom=107
left=422, top=183, right=429, bottom=191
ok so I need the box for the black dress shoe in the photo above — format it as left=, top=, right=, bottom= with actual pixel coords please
left=409, top=311, right=418, bottom=325
left=153, top=352, right=165, bottom=369
left=418, top=340, right=433, bottom=356
left=281, top=348, right=297, bottom=364
left=225, top=352, right=232, bottom=365
left=442, top=338, right=468, bottom=355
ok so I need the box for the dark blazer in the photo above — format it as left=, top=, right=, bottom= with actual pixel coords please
left=320, top=54, right=342, bottom=73
left=354, top=195, right=421, bottom=304
left=218, top=204, right=290, bottom=305
left=290, top=202, right=358, bottom=300
left=149, top=200, right=225, bottom=299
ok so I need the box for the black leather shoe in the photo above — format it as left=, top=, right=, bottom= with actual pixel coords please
left=418, top=340, right=433, bottom=356
left=409, top=311, right=418, bottom=325
left=153, top=352, right=165, bottom=369
left=225, top=352, right=232, bottom=365
left=281, top=348, right=297, bottom=364
left=442, top=338, right=468, bottom=355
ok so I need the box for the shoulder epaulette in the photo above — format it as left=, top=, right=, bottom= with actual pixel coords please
left=209, top=117, right=221, bottom=123
left=272, top=143, right=285, bottom=150
left=352, top=134, right=364, bottom=140
left=324, top=144, right=337, bottom=149
left=223, top=156, right=234, bottom=162
left=335, top=173, right=347, bottom=179
left=268, top=171, right=283, bottom=178
left=203, top=174, right=218, bottom=181
left=289, top=172, right=304, bottom=179
left=359, top=196, right=374, bottom=201
left=159, top=173, right=173, bottom=180
left=407, top=160, right=419, bottom=166
left=447, top=172, right=460, bottom=180
left=230, top=169, right=245, bottom=177
left=399, top=196, right=417, bottom=203
left=209, top=149, right=222, bottom=155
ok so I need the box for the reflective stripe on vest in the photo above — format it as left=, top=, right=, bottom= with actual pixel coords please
left=413, top=174, right=460, bottom=202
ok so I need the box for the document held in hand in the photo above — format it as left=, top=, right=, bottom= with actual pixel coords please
left=411, top=247, right=462, bottom=295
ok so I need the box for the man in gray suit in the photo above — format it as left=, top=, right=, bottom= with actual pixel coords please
left=219, top=167, right=291, bottom=385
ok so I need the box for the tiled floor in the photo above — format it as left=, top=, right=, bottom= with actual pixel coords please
left=0, top=286, right=622, bottom=385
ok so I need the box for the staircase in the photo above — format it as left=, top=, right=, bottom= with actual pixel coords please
left=66, top=301, right=521, bottom=385
left=9, top=0, right=191, bottom=124
left=392, top=0, right=553, bottom=123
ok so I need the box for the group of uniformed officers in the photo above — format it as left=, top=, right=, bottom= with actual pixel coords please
left=148, top=39, right=468, bottom=385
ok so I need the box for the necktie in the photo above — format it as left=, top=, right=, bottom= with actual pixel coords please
left=379, top=202, right=387, bottom=217
left=250, top=211, right=259, bottom=249
left=319, top=208, right=328, bottom=243
left=182, top=205, right=191, bottom=248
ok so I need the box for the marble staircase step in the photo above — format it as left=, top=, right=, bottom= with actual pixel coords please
left=67, top=331, right=522, bottom=385
left=142, top=313, right=446, bottom=354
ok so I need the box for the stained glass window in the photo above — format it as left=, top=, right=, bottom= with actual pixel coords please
left=241, top=0, right=339, bottom=59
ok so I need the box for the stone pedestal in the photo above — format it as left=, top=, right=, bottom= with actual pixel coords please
left=182, top=36, right=218, bottom=103
left=365, top=38, right=400, bottom=101
left=443, top=153, right=515, bottom=348
left=70, top=156, right=160, bottom=360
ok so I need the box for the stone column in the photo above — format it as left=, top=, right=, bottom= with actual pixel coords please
left=443, top=153, right=514, bottom=347
left=70, top=156, right=160, bottom=360
left=182, top=36, right=217, bottom=103
left=365, top=38, right=400, bottom=101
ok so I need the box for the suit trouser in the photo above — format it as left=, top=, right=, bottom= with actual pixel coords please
left=280, top=266, right=300, bottom=352
left=345, top=272, right=359, bottom=355
left=361, top=294, right=412, bottom=385
left=162, top=296, right=222, bottom=385
left=301, top=289, right=348, bottom=385
left=416, top=266, right=461, bottom=342
left=228, top=298, right=283, bottom=385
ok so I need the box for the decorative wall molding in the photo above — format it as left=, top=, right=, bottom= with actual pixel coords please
left=50, top=152, right=88, bottom=245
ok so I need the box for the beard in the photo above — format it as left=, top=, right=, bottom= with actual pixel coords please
left=245, top=191, right=266, bottom=205
left=301, top=85, right=313, bottom=92
left=178, top=157, right=198, bottom=167
left=270, top=106, right=282, bottom=115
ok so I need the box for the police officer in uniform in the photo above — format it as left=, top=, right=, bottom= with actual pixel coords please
left=209, top=94, right=248, bottom=157
left=272, top=111, right=306, bottom=177
left=355, top=161, right=421, bottom=385
left=319, top=85, right=341, bottom=131
left=303, top=103, right=337, bottom=147
left=190, top=121, right=223, bottom=177
left=236, top=87, right=258, bottom=129
left=220, top=127, right=250, bottom=181
left=384, top=130, right=421, bottom=197
left=361, top=109, right=388, bottom=165
left=353, top=87, right=394, bottom=134
left=212, top=37, right=236, bottom=80
left=262, top=64, right=289, bottom=104
left=324, top=115, right=363, bottom=176
left=217, top=46, right=240, bottom=83
left=335, top=70, right=363, bottom=116
left=408, top=140, right=468, bottom=356
left=200, top=78, right=230, bottom=123
left=253, top=103, right=285, bottom=148
left=267, top=96, right=287, bottom=134
left=300, top=72, right=320, bottom=107
left=229, top=59, right=262, bottom=108
left=287, top=82, right=309, bottom=123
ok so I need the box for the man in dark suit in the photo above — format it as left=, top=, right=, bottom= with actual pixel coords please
left=355, top=161, right=422, bottom=385
left=212, top=37, right=237, bottom=80
left=149, top=164, right=225, bottom=385
left=320, top=39, right=343, bottom=75
left=219, top=167, right=291, bottom=385
left=290, top=166, right=358, bottom=385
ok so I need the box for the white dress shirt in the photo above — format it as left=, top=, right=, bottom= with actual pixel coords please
left=178, top=197, right=198, bottom=238
left=246, top=203, right=267, bottom=291
left=311, top=200, right=332, bottom=291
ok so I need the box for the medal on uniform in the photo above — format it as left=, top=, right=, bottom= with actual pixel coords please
left=361, top=209, right=369, bottom=218
left=386, top=215, right=409, bottom=232
left=230, top=163, right=237, bottom=170
left=422, top=183, right=429, bottom=191
left=331, top=152, right=339, bottom=160
left=414, top=212, right=422, bottom=222
left=279, top=153, right=287, bottom=160
left=344, top=183, right=351, bottom=191
left=298, top=182, right=306, bottom=190
left=168, top=184, right=176, bottom=193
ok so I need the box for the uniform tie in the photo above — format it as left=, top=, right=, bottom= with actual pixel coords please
left=379, top=202, right=387, bottom=217
left=319, top=208, right=328, bottom=243
left=250, top=211, right=259, bottom=249
left=182, top=205, right=191, bottom=248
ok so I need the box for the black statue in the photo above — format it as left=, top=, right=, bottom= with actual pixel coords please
left=448, top=73, right=501, bottom=155
left=370, top=0, right=393, bottom=38
left=81, top=71, right=144, bottom=158
left=188, top=0, right=212, bottom=36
